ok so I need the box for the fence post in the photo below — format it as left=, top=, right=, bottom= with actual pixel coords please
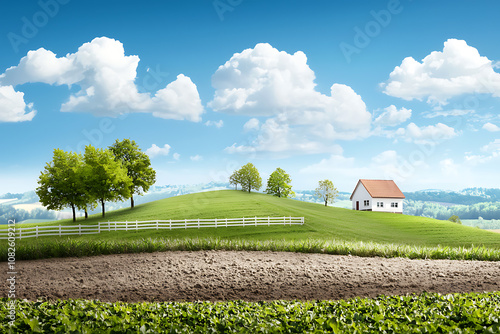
left=136, top=220, right=138, bottom=232
left=268, top=216, right=270, bottom=226
left=59, top=224, right=62, bottom=237
left=78, top=224, right=81, bottom=236
left=198, top=218, right=200, bottom=229
left=283, top=216, right=286, bottom=226
left=169, top=219, right=172, bottom=230
left=255, top=216, right=257, bottom=227
left=243, top=217, right=245, bottom=227
left=156, top=220, right=159, bottom=230
left=98, top=222, right=101, bottom=234
left=19, top=228, right=21, bottom=239
left=215, top=218, right=217, bottom=228
left=36, top=226, right=39, bottom=238
left=226, top=218, right=228, bottom=228
left=185, top=219, right=187, bottom=229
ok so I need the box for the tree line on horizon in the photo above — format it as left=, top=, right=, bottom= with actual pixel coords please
left=36, top=139, right=156, bottom=222
left=229, top=163, right=339, bottom=206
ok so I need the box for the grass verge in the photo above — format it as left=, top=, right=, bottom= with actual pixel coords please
left=3, top=237, right=500, bottom=262
left=1, top=292, right=499, bottom=333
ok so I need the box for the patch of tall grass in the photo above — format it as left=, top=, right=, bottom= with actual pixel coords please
left=2, top=237, right=499, bottom=261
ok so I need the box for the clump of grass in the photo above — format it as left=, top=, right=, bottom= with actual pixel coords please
left=2, top=237, right=500, bottom=262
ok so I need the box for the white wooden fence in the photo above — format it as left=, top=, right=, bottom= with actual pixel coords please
left=0, top=216, right=305, bottom=239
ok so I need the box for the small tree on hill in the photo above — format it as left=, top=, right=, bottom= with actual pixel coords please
left=229, top=169, right=242, bottom=190
left=109, top=139, right=156, bottom=208
left=238, top=163, right=262, bottom=193
left=315, top=179, right=338, bottom=207
left=448, top=215, right=462, bottom=224
left=266, top=167, right=294, bottom=198
left=84, top=145, right=132, bottom=217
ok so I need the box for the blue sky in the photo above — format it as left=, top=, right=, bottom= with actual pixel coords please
left=1, top=0, right=500, bottom=194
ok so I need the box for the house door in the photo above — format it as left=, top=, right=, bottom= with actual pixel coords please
left=356, top=201, right=359, bottom=210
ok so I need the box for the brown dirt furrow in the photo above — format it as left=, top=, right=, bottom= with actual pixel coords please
left=1, top=251, right=499, bottom=302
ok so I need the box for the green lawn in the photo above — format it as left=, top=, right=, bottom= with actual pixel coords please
left=3, top=190, right=500, bottom=249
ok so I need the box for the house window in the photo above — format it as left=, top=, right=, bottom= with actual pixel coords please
left=377, top=202, right=384, bottom=208
left=364, top=200, right=369, bottom=206
left=391, top=202, right=398, bottom=208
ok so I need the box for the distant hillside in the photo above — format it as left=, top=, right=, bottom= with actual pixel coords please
left=404, top=188, right=500, bottom=205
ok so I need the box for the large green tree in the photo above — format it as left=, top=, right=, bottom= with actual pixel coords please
left=36, top=149, right=86, bottom=222
left=315, top=179, right=339, bottom=207
left=109, top=139, right=156, bottom=208
left=238, top=163, right=262, bottom=193
left=266, top=167, right=294, bottom=198
left=84, top=145, right=132, bottom=217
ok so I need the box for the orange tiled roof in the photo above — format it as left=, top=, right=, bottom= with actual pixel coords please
left=350, top=179, right=405, bottom=199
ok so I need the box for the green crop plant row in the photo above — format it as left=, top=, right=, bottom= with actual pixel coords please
left=1, top=292, right=499, bottom=333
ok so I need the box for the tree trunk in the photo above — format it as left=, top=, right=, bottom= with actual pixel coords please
left=85, top=208, right=88, bottom=219
left=101, top=199, right=105, bottom=217
left=248, top=187, right=251, bottom=193
left=131, top=194, right=135, bottom=209
left=71, top=204, right=76, bottom=222
left=324, top=199, right=327, bottom=206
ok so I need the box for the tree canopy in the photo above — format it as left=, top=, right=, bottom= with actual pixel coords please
left=109, top=139, right=156, bottom=208
left=229, top=169, right=242, bottom=190
left=83, top=145, right=133, bottom=217
left=237, top=163, right=262, bottom=193
left=448, top=215, right=462, bottom=224
left=315, top=179, right=339, bottom=207
left=36, top=149, right=85, bottom=222
left=266, top=168, right=294, bottom=198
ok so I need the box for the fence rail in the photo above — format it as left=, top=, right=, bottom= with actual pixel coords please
left=0, top=216, right=305, bottom=239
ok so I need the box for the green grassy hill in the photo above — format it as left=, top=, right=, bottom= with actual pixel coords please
left=5, top=190, right=500, bottom=249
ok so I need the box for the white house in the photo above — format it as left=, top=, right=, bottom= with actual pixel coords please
left=350, top=179, right=405, bottom=214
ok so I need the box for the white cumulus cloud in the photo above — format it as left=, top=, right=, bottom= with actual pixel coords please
left=381, top=39, right=500, bottom=106
left=395, top=122, right=458, bottom=144
left=466, top=140, right=500, bottom=165
left=172, top=153, right=180, bottom=160
left=483, top=122, right=500, bottom=132
left=243, top=118, right=260, bottom=131
left=481, top=139, right=500, bottom=153
left=373, top=105, right=411, bottom=127
left=0, top=37, right=204, bottom=121
left=0, top=85, right=36, bottom=122
left=190, top=155, right=203, bottom=162
left=146, top=144, right=171, bottom=158
left=210, top=43, right=372, bottom=155
left=205, top=120, right=224, bottom=128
